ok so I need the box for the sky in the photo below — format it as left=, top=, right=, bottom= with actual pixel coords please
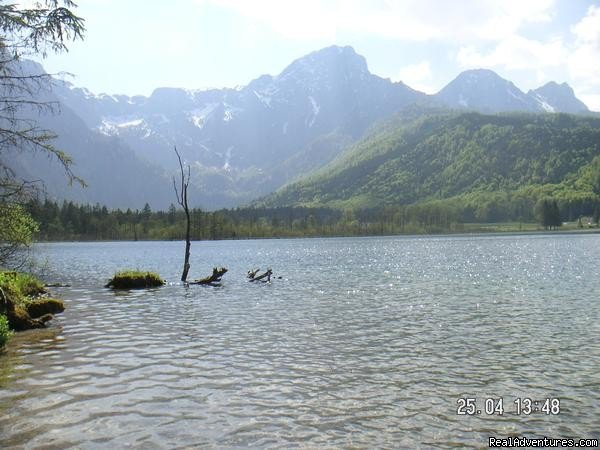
left=38, top=0, right=600, bottom=111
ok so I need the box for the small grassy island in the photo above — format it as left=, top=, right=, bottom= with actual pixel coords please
left=0, top=272, right=65, bottom=339
left=105, top=270, right=165, bottom=289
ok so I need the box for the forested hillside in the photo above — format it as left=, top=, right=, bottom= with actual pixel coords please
left=265, top=110, right=600, bottom=222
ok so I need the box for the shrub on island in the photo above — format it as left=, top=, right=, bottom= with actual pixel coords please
left=105, top=270, right=165, bottom=289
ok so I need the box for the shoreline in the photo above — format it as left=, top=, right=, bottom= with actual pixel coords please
left=31, top=225, right=600, bottom=244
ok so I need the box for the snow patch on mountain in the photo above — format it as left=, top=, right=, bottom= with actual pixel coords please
left=189, top=103, right=219, bottom=129
left=307, top=96, right=320, bottom=127
left=506, top=87, right=526, bottom=103
left=223, top=103, right=242, bottom=122
left=97, top=121, right=113, bottom=134
left=98, top=116, right=146, bottom=135
left=119, top=118, right=144, bottom=128
left=531, top=93, right=556, bottom=112
left=67, top=84, right=96, bottom=100
left=223, top=146, right=234, bottom=171
left=253, top=90, right=272, bottom=108
left=98, top=93, right=121, bottom=103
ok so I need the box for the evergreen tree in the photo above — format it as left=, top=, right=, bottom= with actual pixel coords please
left=536, top=198, right=562, bottom=230
left=550, top=200, right=562, bottom=229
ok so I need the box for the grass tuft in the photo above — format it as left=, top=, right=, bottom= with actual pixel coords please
left=0, top=271, right=46, bottom=304
left=0, top=315, right=12, bottom=348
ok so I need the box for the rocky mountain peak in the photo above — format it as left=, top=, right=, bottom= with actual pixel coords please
left=276, top=45, right=369, bottom=86
left=436, top=69, right=537, bottom=112
left=529, top=81, right=589, bottom=113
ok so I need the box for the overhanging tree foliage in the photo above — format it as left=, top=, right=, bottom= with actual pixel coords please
left=0, top=203, right=38, bottom=266
left=0, top=0, right=84, bottom=267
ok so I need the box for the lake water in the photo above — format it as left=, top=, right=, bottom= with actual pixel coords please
left=0, top=234, right=599, bottom=448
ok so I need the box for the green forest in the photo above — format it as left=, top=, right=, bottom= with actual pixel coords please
left=265, top=110, right=600, bottom=223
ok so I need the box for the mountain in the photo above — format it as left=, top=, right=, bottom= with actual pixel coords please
left=52, top=46, right=425, bottom=208
left=7, top=47, right=595, bottom=210
left=262, top=109, right=600, bottom=215
left=434, top=69, right=590, bottom=114
left=528, top=82, right=590, bottom=114
left=3, top=61, right=177, bottom=209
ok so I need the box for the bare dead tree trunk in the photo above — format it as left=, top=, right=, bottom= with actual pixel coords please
left=173, top=146, right=191, bottom=282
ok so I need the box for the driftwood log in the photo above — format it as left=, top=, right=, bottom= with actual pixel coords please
left=248, top=268, right=272, bottom=283
left=189, top=267, right=228, bottom=285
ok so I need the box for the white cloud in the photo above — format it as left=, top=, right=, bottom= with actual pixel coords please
left=467, top=0, right=554, bottom=40
left=397, top=61, right=434, bottom=93
left=198, top=0, right=339, bottom=40
left=200, top=0, right=555, bottom=42
left=570, top=4, right=600, bottom=42
left=580, top=94, right=600, bottom=112
left=568, top=5, right=600, bottom=110
left=456, top=36, right=567, bottom=71
left=451, top=4, right=600, bottom=111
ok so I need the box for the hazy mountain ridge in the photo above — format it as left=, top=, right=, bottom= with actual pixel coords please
left=434, top=69, right=591, bottom=114
left=0, top=60, right=179, bottom=209
left=11, top=46, right=595, bottom=209
left=51, top=46, right=428, bottom=208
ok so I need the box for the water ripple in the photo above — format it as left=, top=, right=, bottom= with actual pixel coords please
left=1, top=235, right=599, bottom=448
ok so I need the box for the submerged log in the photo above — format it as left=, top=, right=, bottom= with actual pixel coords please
left=190, top=267, right=228, bottom=285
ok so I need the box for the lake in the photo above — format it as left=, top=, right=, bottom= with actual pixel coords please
left=1, top=234, right=599, bottom=448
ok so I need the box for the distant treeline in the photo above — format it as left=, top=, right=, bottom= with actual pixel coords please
left=24, top=197, right=599, bottom=242
left=25, top=199, right=465, bottom=241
